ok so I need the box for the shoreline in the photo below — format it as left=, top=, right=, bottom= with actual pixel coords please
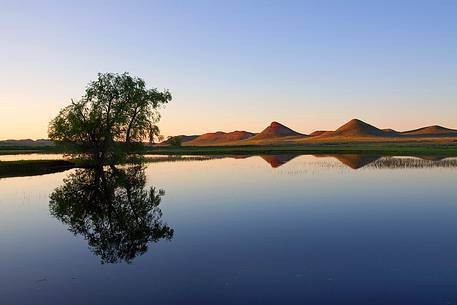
left=1, top=143, right=457, bottom=179
left=1, top=143, right=457, bottom=157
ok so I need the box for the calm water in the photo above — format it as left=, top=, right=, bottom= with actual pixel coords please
left=1, top=154, right=457, bottom=305
left=0, top=153, right=65, bottom=161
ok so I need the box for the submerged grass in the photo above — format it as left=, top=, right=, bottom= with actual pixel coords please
left=368, top=157, right=457, bottom=169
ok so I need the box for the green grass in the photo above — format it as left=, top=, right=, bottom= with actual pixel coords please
left=143, top=143, right=457, bottom=156
left=2, top=143, right=457, bottom=158
left=1, top=143, right=456, bottom=179
left=0, top=145, right=61, bottom=155
left=0, top=160, right=76, bottom=178
left=2, top=142, right=457, bottom=157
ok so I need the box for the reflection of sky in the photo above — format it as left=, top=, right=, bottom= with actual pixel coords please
left=0, top=153, right=65, bottom=161
left=1, top=156, right=457, bottom=304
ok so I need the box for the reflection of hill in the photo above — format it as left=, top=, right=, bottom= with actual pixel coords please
left=314, top=154, right=380, bottom=169
left=257, top=154, right=457, bottom=170
left=260, top=154, right=299, bottom=168
left=49, top=164, right=173, bottom=264
left=331, top=154, right=380, bottom=169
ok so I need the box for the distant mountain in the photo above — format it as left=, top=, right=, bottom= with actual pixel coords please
left=402, top=125, right=457, bottom=137
left=309, top=130, right=329, bottom=137
left=321, top=119, right=388, bottom=137
left=184, top=119, right=457, bottom=145
left=247, top=122, right=303, bottom=141
left=162, top=135, right=199, bottom=144
left=8, top=119, right=454, bottom=149
left=179, top=135, right=199, bottom=142
left=0, top=139, right=53, bottom=146
left=187, top=130, right=255, bottom=145
left=382, top=128, right=398, bottom=133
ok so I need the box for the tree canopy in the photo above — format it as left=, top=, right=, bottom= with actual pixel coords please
left=48, top=72, right=171, bottom=162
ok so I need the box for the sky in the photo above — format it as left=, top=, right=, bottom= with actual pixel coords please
left=1, top=0, right=456, bottom=140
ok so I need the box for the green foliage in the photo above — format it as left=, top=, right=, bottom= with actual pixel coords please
left=48, top=72, right=172, bottom=162
left=143, top=144, right=457, bottom=156
left=166, top=136, right=182, bottom=147
left=0, top=160, right=75, bottom=179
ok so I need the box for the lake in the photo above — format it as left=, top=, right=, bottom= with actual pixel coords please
left=1, top=154, right=457, bottom=305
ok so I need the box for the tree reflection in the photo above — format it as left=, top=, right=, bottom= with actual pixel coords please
left=49, top=164, right=174, bottom=264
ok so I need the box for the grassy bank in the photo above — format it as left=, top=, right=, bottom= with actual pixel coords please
left=0, top=146, right=59, bottom=155
left=2, top=143, right=457, bottom=157
left=144, top=143, right=457, bottom=156
left=0, top=160, right=76, bottom=178
left=2, top=143, right=457, bottom=179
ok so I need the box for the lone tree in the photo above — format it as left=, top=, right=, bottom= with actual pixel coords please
left=49, top=73, right=171, bottom=162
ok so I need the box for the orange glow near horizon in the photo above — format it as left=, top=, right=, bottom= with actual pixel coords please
left=1, top=96, right=457, bottom=141
left=2, top=1, right=457, bottom=140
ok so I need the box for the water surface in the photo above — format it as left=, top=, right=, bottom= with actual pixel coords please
left=0, top=153, right=65, bottom=161
left=1, top=154, right=457, bottom=305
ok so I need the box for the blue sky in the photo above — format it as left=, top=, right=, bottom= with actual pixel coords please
left=1, top=0, right=456, bottom=139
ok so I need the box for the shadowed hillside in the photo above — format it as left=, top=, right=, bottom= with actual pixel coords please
left=187, top=131, right=255, bottom=145
left=161, top=135, right=199, bottom=145
left=382, top=128, right=399, bottom=133
left=309, top=130, right=329, bottom=137
left=248, top=122, right=303, bottom=140
left=320, top=119, right=388, bottom=137
left=402, top=125, right=457, bottom=137
left=158, top=118, right=457, bottom=146
left=0, top=139, right=53, bottom=146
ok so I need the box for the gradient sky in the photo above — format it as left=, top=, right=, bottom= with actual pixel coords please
left=1, top=0, right=456, bottom=140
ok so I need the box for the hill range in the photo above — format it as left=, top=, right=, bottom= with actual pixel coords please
left=174, top=119, right=457, bottom=146
left=5, top=119, right=455, bottom=148
left=0, top=139, right=53, bottom=147
left=182, top=131, right=255, bottom=145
